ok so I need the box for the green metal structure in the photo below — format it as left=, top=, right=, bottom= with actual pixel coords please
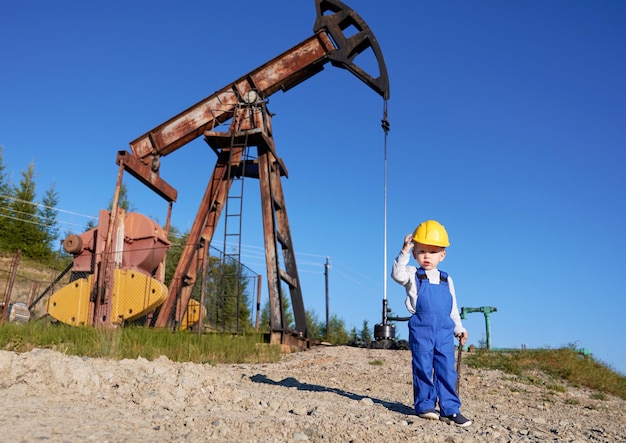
left=460, top=306, right=498, bottom=350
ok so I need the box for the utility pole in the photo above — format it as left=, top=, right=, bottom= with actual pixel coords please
left=325, top=257, right=330, bottom=341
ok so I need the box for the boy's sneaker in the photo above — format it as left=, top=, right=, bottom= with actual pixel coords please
left=440, top=413, right=472, bottom=427
left=417, top=409, right=439, bottom=420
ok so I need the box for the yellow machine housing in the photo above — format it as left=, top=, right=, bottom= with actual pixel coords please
left=48, top=210, right=172, bottom=327
left=47, top=270, right=168, bottom=326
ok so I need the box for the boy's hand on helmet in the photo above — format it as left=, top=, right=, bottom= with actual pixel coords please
left=402, top=234, right=414, bottom=254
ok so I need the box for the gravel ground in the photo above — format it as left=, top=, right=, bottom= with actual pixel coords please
left=0, top=345, right=624, bottom=442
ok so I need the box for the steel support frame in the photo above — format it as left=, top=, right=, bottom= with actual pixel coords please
left=153, top=147, right=242, bottom=328
left=257, top=138, right=308, bottom=347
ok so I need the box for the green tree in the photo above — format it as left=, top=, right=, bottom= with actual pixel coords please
left=165, top=229, right=252, bottom=332
left=38, top=181, right=60, bottom=257
left=359, top=319, right=373, bottom=343
left=204, top=256, right=251, bottom=332
left=259, top=299, right=270, bottom=331
left=110, top=182, right=134, bottom=212
left=5, top=162, right=48, bottom=258
left=260, top=297, right=351, bottom=344
left=164, top=226, right=185, bottom=284
left=84, top=182, right=135, bottom=232
left=305, top=309, right=325, bottom=342
left=0, top=147, right=13, bottom=251
left=349, top=326, right=358, bottom=340
left=324, top=314, right=350, bottom=345
left=259, top=286, right=295, bottom=332
left=84, top=218, right=96, bottom=232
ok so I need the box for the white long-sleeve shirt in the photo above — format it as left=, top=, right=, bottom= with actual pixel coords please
left=391, top=251, right=466, bottom=336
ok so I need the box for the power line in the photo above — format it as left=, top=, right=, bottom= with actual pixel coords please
left=0, top=212, right=50, bottom=228
left=0, top=195, right=343, bottom=275
left=0, top=211, right=89, bottom=232
left=2, top=194, right=97, bottom=219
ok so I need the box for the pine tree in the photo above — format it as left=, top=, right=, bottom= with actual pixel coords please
left=359, top=319, right=373, bottom=342
left=259, top=287, right=295, bottom=332
left=165, top=229, right=253, bottom=332
left=0, top=147, right=14, bottom=251
left=109, top=182, right=134, bottom=212
left=207, top=258, right=251, bottom=332
left=305, top=309, right=324, bottom=341
left=5, top=162, right=46, bottom=258
left=325, top=314, right=350, bottom=345
left=82, top=182, right=134, bottom=232
left=38, top=181, right=60, bottom=257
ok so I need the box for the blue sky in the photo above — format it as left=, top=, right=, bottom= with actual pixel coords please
left=2, top=1, right=625, bottom=375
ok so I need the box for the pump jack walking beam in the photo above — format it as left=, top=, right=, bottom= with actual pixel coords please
left=128, top=0, right=389, bottom=166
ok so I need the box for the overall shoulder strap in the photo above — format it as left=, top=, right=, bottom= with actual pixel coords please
left=439, top=270, right=449, bottom=284
left=415, top=268, right=428, bottom=292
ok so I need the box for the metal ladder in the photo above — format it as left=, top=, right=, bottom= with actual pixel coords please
left=215, top=118, right=250, bottom=333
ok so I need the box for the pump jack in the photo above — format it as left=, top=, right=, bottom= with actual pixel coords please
left=47, top=0, right=389, bottom=350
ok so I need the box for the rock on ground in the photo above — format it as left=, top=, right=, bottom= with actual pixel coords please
left=0, top=345, right=624, bottom=442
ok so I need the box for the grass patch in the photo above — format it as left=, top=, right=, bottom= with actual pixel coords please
left=369, top=359, right=384, bottom=366
left=465, top=345, right=626, bottom=400
left=590, top=392, right=607, bottom=401
left=546, top=383, right=566, bottom=393
left=0, top=319, right=281, bottom=364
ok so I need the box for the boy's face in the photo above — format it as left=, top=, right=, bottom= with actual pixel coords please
left=412, top=242, right=446, bottom=270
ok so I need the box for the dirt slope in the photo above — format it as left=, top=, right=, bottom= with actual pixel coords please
left=0, top=345, right=624, bottom=442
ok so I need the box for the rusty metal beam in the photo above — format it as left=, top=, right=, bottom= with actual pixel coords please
left=256, top=134, right=307, bottom=340
left=258, top=149, right=283, bottom=334
left=129, top=33, right=335, bottom=161
left=116, top=151, right=178, bottom=203
left=129, top=0, right=390, bottom=162
left=266, top=149, right=307, bottom=337
left=1, top=250, right=21, bottom=325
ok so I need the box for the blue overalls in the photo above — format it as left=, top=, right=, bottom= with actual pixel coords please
left=408, top=268, right=461, bottom=416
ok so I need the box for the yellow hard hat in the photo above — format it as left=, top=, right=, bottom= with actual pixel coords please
left=412, top=220, right=450, bottom=247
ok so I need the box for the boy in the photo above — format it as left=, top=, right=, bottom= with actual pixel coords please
left=391, top=219, right=472, bottom=427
